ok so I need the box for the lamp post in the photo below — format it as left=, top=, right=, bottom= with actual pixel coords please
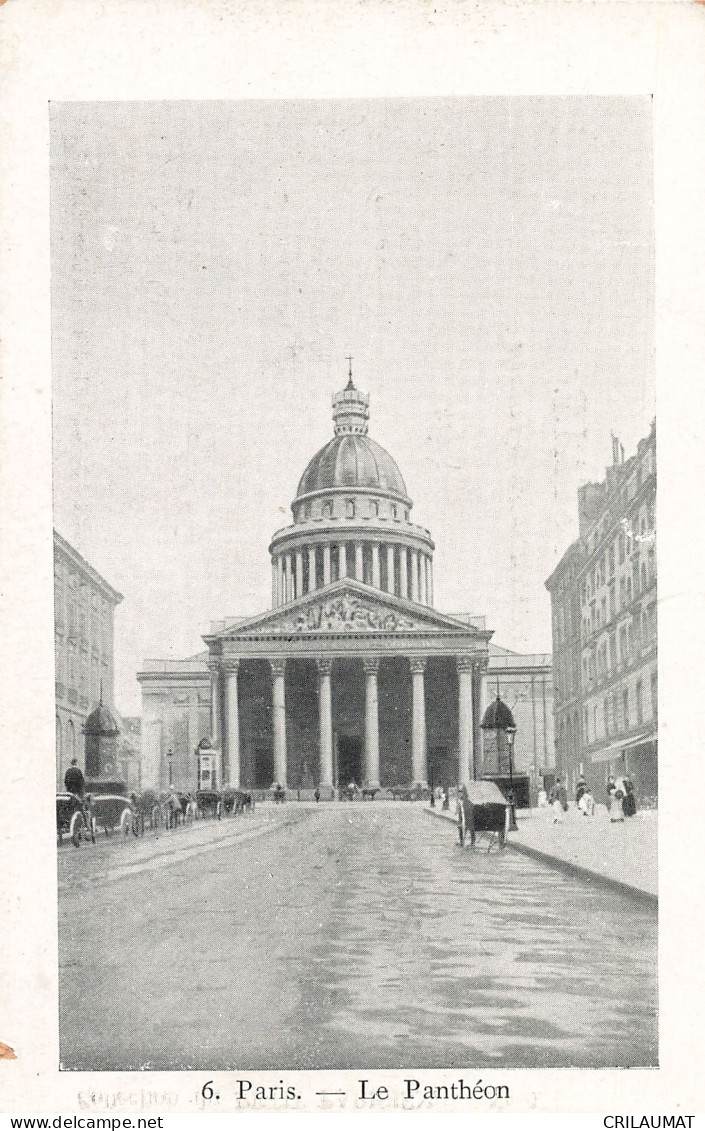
left=167, top=747, right=173, bottom=789
left=506, top=725, right=518, bottom=831
left=481, top=693, right=518, bottom=833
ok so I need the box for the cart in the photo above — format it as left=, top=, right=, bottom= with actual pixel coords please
left=457, top=781, right=510, bottom=852
left=196, top=789, right=222, bottom=819
left=56, top=792, right=95, bottom=847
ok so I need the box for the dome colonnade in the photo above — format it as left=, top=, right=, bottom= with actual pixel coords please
left=268, top=379, right=435, bottom=608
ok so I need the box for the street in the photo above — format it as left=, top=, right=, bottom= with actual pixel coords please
left=58, top=803, right=657, bottom=1071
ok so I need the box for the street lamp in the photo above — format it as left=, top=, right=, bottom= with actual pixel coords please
left=505, top=724, right=518, bottom=832
left=167, top=747, right=173, bottom=788
left=480, top=694, right=518, bottom=832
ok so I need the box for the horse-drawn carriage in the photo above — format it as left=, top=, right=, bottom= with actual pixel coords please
left=389, top=783, right=431, bottom=802
left=90, top=792, right=135, bottom=838
left=56, top=793, right=95, bottom=847
left=196, top=789, right=222, bottom=819
left=456, top=780, right=510, bottom=851
left=222, top=787, right=254, bottom=816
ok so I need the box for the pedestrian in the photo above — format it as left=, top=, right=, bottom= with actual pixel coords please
left=622, top=774, right=637, bottom=817
left=314, top=786, right=321, bottom=803
left=538, top=787, right=548, bottom=808
left=549, top=778, right=567, bottom=823
left=575, top=775, right=587, bottom=807
left=64, top=757, right=85, bottom=798
left=609, top=778, right=625, bottom=823
left=578, top=787, right=595, bottom=816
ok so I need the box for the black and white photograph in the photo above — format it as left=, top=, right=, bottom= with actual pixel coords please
left=50, top=98, right=657, bottom=1072
left=2, top=0, right=705, bottom=1120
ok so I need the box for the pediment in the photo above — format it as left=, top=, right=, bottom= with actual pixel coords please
left=213, top=580, right=479, bottom=638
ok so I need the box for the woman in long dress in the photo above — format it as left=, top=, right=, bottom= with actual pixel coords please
left=609, top=776, right=625, bottom=822
left=622, top=775, right=637, bottom=817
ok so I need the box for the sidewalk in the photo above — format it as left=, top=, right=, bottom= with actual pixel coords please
left=427, top=801, right=657, bottom=904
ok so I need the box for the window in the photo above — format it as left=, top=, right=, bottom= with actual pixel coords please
left=604, top=696, right=611, bottom=736
left=609, top=634, right=617, bottom=670
left=650, top=670, right=658, bottom=718
left=619, top=533, right=625, bottom=564
left=391, top=505, right=398, bottom=520
left=322, top=501, right=333, bottom=519
left=623, top=688, right=630, bottom=731
left=636, top=680, right=643, bottom=724
left=370, top=500, right=379, bottom=517
left=345, top=500, right=355, bottom=519
left=608, top=546, right=615, bottom=576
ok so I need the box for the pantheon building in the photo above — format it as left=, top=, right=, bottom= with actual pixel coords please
left=138, top=375, right=553, bottom=794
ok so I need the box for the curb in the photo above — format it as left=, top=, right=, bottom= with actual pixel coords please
left=424, top=807, right=657, bottom=908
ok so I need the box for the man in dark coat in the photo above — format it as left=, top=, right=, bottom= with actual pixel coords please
left=64, top=758, right=85, bottom=797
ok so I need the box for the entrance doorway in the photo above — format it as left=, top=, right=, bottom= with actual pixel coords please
left=337, top=735, right=363, bottom=786
left=254, top=748, right=274, bottom=789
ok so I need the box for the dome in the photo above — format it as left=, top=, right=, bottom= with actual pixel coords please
left=297, top=433, right=408, bottom=499
left=480, top=696, right=517, bottom=732
left=84, top=703, right=120, bottom=736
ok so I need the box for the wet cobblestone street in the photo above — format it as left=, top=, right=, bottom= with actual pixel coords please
left=59, top=803, right=657, bottom=1071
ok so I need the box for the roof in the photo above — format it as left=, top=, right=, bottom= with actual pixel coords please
left=84, top=703, right=120, bottom=735
left=461, top=781, right=509, bottom=805
left=481, top=696, right=517, bottom=731
left=296, top=434, right=408, bottom=500
left=54, top=530, right=124, bottom=605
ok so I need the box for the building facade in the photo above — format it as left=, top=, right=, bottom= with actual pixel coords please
left=139, top=376, right=553, bottom=796
left=545, top=422, right=657, bottom=801
left=54, top=530, right=123, bottom=787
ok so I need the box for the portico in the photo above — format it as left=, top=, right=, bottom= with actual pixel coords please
left=203, top=579, right=490, bottom=791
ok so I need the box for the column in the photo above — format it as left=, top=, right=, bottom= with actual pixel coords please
left=323, top=543, right=331, bottom=586
left=410, top=549, right=419, bottom=602
left=338, top=541, right=347, bottom=579
left=270, top=659, right=287, bottom=788
left=317, top=658, right=333, bottom=788
left=355, top=541, right=364, bottom=581
left=472, top=661, right=486, bottom=779
left=427, top=556, right=433, bottom=607
left=399, top=546, right=408, bottom=599
left=223, top=659, right=240, bottom=788
left=307, top=545, right=317, bottom=593
left=207, top=660, right=221, bottom=748
left=271, top=559, right=277, bottom=607
left=410, top=658, right=428, bottom=787
left=371, top=542, right=381, bottom=589
left=457, top=656, right=475, bottom=786
left=286, top=553, right=295, bottom=603
left=279, top=555, right=286, bottom=606
left=363, top=657, right=381, bottom=788
left=295, top=548, right=304, bottom=599
left=419, top=554, right=427, bottom=605
left=386, top=544, right=395, bottom=594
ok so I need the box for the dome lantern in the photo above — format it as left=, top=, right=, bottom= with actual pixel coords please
left=332, top=361, right=370, bottom=436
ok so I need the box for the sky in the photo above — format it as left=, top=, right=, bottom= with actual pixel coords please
left=50, top=98, right=654, bottom=715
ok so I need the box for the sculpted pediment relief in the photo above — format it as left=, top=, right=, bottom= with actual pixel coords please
left=231, top=585, right=471, bottom=636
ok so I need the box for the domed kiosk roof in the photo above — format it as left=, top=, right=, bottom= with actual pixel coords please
left=297, top=434, right=407, bottom=498
left=84, top=703, right=120, bottom=736
left=296, top=371, right=409, bottom=500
